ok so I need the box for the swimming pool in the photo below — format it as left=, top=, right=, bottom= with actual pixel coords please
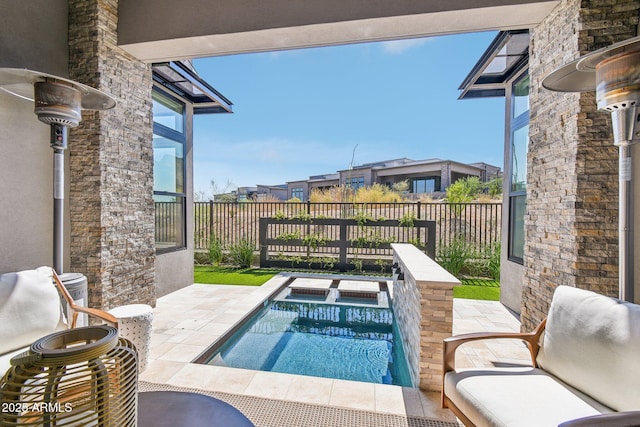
left=201, top=282, right=413, bottom=386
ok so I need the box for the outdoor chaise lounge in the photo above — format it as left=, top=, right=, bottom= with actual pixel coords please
left=442, top=285, right=640, bottom=427
left=0, top=267, right=256, bottom=427
left=0, top=267, right=118, bottom=376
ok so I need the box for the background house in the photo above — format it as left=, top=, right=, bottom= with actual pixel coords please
left=258, top=158, right=500, bottom=201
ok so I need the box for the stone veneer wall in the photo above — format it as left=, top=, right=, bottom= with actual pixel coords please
left=522, top=0, right=639, bottom=330
left=67, top=0, right=156, bottom=309
left=391, top=244, right=460, bottom=391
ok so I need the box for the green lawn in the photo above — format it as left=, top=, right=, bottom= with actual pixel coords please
left=194, top=265, right=279, bottom=286
left=194, top=266, right=501, bottom=300
left=454, top=277, right=500, bottom=301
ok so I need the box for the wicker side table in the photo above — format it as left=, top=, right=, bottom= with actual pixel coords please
left=108, top=304, right=153, bottom=372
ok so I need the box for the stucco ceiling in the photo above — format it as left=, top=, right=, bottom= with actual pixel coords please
left=118, top=0, right=559, bottom=62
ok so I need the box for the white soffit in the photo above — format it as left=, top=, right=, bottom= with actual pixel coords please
left=119, top=2, right=559, bottom=63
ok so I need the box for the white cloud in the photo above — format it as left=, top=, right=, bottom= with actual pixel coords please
left=380, top=38, right=430, bottom=55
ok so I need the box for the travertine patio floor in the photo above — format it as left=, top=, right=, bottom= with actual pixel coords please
left=140, top=274, right=531, bottom=423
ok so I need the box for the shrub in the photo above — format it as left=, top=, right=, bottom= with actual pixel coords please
left=310, top=186, right=342, bottom=202
left=310, top=183, right=406, bottom=203
left=487, top=241, right=501, bottom=280
left=392, top=180, right=410, bottom=193
left=486, top=177, right=503, bottom=198
left=355, top=183, right=403, bottom=203
left=208, top=233, right=224, bottom=265
left=228, top=237, right=255, bottom=268
left=446, top=176, right=483, bottom=203
left=437, top=236, right=472, bottom=277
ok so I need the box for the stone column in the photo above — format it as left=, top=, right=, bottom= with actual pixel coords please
left=522, top=0, right=639, bottom=330
left=440, top=162, right=451, bottom=190
left=67, top=0, right=156, bottom=309
left=391, top=244, right=460, bottom=391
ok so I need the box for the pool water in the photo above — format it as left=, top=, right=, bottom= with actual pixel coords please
left=205, top=299, right=413, bottom=386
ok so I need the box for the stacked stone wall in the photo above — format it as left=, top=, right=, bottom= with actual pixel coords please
left=523, top=0, right=639, bottom=330
left=391, top=244, right=459, bottom=391
left=67, top=0, right=155, bottom=309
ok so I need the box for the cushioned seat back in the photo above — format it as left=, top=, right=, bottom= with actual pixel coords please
left=536, top=286, right=640, bottom=412
left=0, top=267, right=66, bottom=355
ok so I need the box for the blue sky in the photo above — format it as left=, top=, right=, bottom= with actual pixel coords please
left=193, top=31, right=505, bottom=196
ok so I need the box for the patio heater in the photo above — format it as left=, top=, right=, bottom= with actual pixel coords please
left=0, top=68, right=116, bottom=274
left=542, top=36, right=640, bottom=302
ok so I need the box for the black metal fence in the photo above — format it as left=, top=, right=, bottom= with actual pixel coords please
left=194, top=201, right=501, bottom=256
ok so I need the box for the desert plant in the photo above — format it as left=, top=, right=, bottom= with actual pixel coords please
left=275, top=231, right=301, bottom=241
left=228, top=237, right=255, bottom=268
left=485, top=177, right=503, bottom=198
left=399, top=211, right=417, bottom=227
left=487, top=241, right=501, bottom=280
left=437, top=236, right=472, bottom=277
left=208, top=232, right=224, bottom=265
left=273, top=210, right=288, bottom=220
left=458, top=241, right=501, bottom=279
left=292, top=211, right=312, bottom=222
left=303, top=232, right=328, bottom=250
left=352, top=209, right=375, bottom=226
left=355, top=183, right=403, bottom=203
left=392, top=180, right=410, bottom=193
left=446, top=176, right=483, bottom=203
left=351, top=258, right=363, bottom=272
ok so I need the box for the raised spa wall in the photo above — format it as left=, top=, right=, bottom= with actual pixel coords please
left=391, top=243, right=460, bottom=391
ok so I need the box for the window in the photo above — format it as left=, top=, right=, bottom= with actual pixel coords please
left=291, top=187, right=304, bottom=200
left=509, top=195, right=526, bottom=260
left=345, top=176, right=365, bottom=189
left=508, top=72, right=529, bottom=263
left=511, top=125, right=528, bottom=192
left=412, top=177, right=441, bottom=194
left=153, top=89, right=186, bottom=252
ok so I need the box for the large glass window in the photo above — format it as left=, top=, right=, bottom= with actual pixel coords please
left=291, top=187, right=304, bottom=200
left=412, top=177, right=441, bottom=194
left=508, top=72, right=529, bottom=263
left=512, top=74, right=530, bottom=118
left=509, top=195, right=526, bottom=260
left=346, top=176, right=365, bottom=189
left=153, top=136, right=184, bottom=194
left=152, top=91, right=184, bottom=132
left=153, top=88, right=186, bottom=252
left=511, top=125, right=529, bottom=192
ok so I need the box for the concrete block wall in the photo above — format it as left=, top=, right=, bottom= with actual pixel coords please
left=522, top=0, right=639, bottom=330
left=67, top=0, right=156, bottom=309
left=391, top=243, right=460, bottom=391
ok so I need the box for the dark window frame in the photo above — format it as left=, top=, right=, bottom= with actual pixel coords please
left=153, top=87, right=187, bottom=254
left=507, top=71, right=529, bottom=264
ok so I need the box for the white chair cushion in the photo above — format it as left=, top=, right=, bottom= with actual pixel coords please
left=444, top=367, right=611, bottom=427
left=0, top=267, right=66, bottom=355
left=536, top=286, right=640, bottom=412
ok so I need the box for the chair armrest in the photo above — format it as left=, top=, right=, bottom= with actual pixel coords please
left=558, top=411, right=640, bottom=427
left=443, top=318, right=546, bottom=374
left=72, top=306, right=118, bottom=328
left=51, top=269, right=118, bottom=328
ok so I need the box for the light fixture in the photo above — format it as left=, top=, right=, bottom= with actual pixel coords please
left=542, top=36, right=640, bottom=302
left=0, top=68, right=116, bottom=274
